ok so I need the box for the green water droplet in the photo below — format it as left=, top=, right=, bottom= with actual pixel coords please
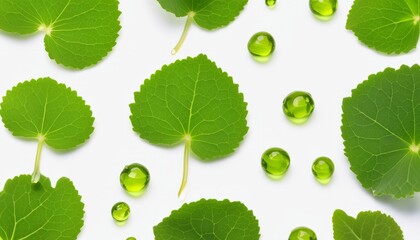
left=111, top=202, right=130, bottom=222
left=248, top=32, right=275, bottom=61
left=261, top=147, right=290, bottom=178
left=310, top=0, right=337, bottom=18
left=120, top=163, right=150, bottom=195
left=127, top=237, right=136, bottom=240
left=312, top=156, right=334, bottom=184
left=266, top=0, right=276, bottom=7
left=282, top=91, right=315, bottom=124
left=289, top=226, right=317, bottom=240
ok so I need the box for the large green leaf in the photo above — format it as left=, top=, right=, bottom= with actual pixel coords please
left=341, top=65, right=420, bottom=198
left=346, top=0, right=420, bottom=54
left=0, top=0, right=121, bottom=69
left=156, top=0, right=248, bottom=54
left=0, top=175, right=84, bottom=240
left=0, top=77, right=94, bottom=182
left=154, top=199, right=260, bottom=240
left=130, top=54, right=248, bottom=196
left=333, top=209, right=403, bottom=240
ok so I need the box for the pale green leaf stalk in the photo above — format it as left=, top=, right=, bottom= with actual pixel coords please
left=172, top=12, right=195, bottom=55
left=130, top=54, right=248, bottom=197
left=156, top=0, right=248, bottom=54
left=0, top=78, right=94, bottom=183
left=31, top=136, right=45, bottom=183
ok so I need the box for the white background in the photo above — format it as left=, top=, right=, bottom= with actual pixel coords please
left=0, top=0, right=420, bottom=239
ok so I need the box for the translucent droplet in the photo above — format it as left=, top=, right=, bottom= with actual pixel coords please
left=266, top=0, right=276, bottom=7
left=289, top=226, right=317, bottom=240
left=248, top=32, right=275, bottom=62
left=312, top=156, right=334, bottom=184
left=282, top=91, right=315, bottom=124
left=261, top=147, right=290, bottom=179
left=111, top=202, right=130, bottom=222
left=310, top=0, right=337, bottom=18
left=120, top=163, right=150, bottom=196
left=127, top=237, right=136, bottom=240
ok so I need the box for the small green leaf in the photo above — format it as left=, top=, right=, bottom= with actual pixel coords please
left=346, top=0, right=420, bottom=54
left=130, top=54, right=248, bottom=196
left=0, top=77, right=94, bottom=182
left=156, top=0, right=248, bottom=54
left=341, top=65, right=420, bottom=198
left=0, top=0, right=121, bottom=69
left=154, top=199, right=260, bottom=240
left=333, top=209, right=404, bottom=240
left=0, top=175, right=84, bottom=240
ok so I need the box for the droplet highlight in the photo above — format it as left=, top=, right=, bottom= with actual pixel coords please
left=261, top=147, right=290, bottom=179
left=312, top=156, right=334, bottom=184
left=310, top=0, right=337, bottom=18
left=289, top=226, right=317, bottom=240
left=120, top=163, right=150, bottom=196
left=248, top=32, right=275, bottom=62
left=111, top=202, right=130, bottom=222
left=282, top=91, right=315, bottom=124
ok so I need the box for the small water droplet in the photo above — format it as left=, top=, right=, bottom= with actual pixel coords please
left=261, top=147, right=290, bottom=179
left=312, top=156, right=334, bottom=184
left=310, top=0, right=337, bottom=19
left=248, top=32, right=275, bottom=62
left=265, top=0, right=276, bottom=7
left=283, top=91, right=315, bottom=124
left=111, top=202, right=130, bottom=222
left=289, top=226, right=317, bottom=240
left=120, top=163, right=150, bottom=196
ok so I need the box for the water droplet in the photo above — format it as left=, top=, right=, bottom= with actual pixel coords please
left=120, top=163, right=150, bottom=196
left=310, top=0, right=337, bottom=18
left=312, top=156, right=334, bottom=184
left=261, top=147, right=290, bottom=179
left=289, top=226, right=317, bottom=240
left=282, top=91, right=315, bottom=124
left=248, top=32, right=275, bottom=62
left=111, top=202, right=130, bottom=222
left=266, top=0, right=276, bottom=7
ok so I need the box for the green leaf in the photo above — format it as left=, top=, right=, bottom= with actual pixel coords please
left=332, top=209, right=404, bottom=240
left=346, top=0, right=420, bottom=54
left=0, top=0, right=121, bottom=69
left=154, top=199, right=260, bottom=240
left=156, top=0, right=248, bottom=54
left=0, top=77, right=94, bottom=182
left=130, top=54, right=248, bottom=196
left=341, top=65, right=420, bottom=198
left=0, top=175, right=84, bottom=240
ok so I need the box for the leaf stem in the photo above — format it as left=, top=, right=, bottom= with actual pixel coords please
left=32, top=138, right=45, bottom=183
left=172, top=12, right=195, bottom=55
left=178, top=139, right=191, bottom=197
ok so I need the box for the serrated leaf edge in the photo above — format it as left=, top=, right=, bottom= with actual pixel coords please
left=156, top=0, right=248, bottom=30
left=0, top=77, right=95, bottom=151
left=346, top=0, right=416, bottom=55
left=44, top=0, right=122, bottom=69
left=153, top=198, right=260, bottom=238
left=341, top=64, right=420, bottom=199
left=333, top=209, right=404, bottom=240
left=0, top=174, right=85, bottom=239
left=129, top=54, right=249, bottom=160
